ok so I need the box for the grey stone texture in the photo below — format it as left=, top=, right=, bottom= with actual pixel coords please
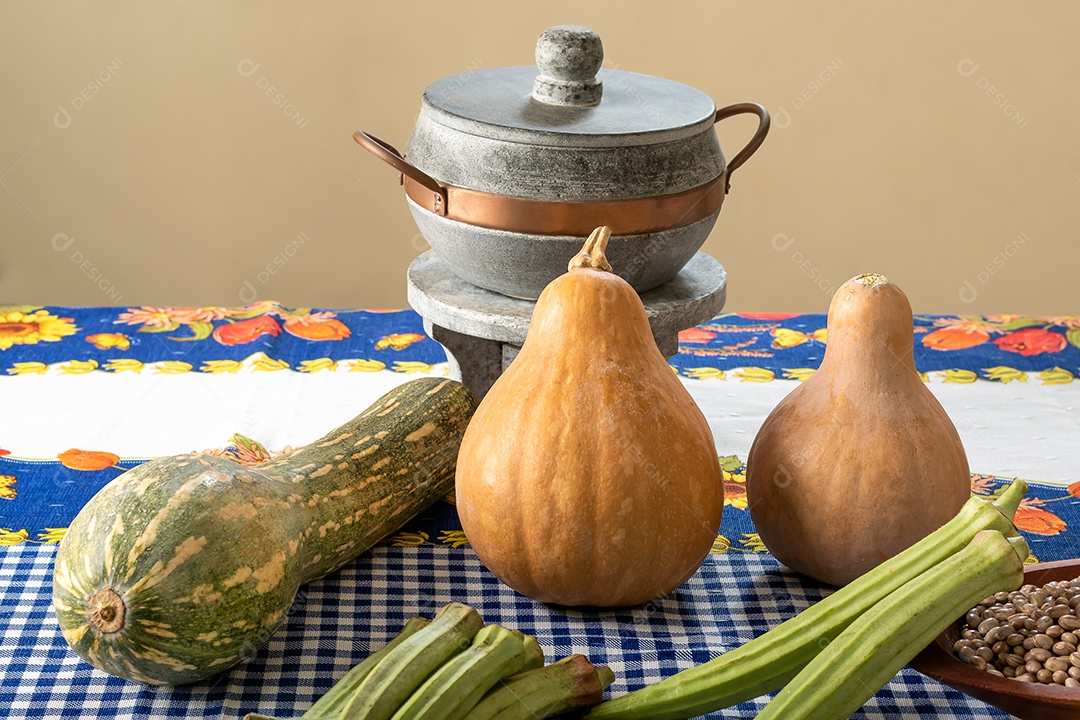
left=408, top=250, right=728, bottom=398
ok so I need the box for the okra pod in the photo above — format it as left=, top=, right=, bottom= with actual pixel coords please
left=464, top=654, right=615, bottom=720
left=757, top=529, right=1026, bottom=719
left=341, top=602, right=484, bottom=720
left=389, top=624, right=526, bottom=720
left=587, top=480, right=1028, bottom=719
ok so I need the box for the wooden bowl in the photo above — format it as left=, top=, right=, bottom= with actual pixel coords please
left=911, top=559, right=1080, bottom=720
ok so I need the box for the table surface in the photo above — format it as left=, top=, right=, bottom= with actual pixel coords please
left=2, top=303, right=1079, bottom=719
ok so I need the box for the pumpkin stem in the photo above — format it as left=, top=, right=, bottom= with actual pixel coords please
left=853, top=272, right=889, bottom=287
left=568, top=226, right=613, bottom=273
left=88, top=588, right=126, bottom=634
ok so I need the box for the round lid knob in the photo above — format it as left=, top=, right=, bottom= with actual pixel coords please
left=532, top=25, right=603, bottom=106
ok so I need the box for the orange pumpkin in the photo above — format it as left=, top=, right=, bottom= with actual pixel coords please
left=455, top=227, right=724, bottom=607
left=745, top=274, right=971, bottom=586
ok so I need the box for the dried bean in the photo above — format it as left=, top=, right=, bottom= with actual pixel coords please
left=1026, top=648, right=1052, bottom=663
left=1051, top=605, right=1072, bottom=619
left=1046, top=656, right=1071, bottom=673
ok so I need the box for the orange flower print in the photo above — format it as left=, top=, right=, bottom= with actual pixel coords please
left=994, top=328, right=1067, bottom=356
left=1013, top=498, right=1067, bottom=536
left=970, top=474, right=997, bottom=495
left=1040, top=316, right=1080, bottom=330
left=116, top=306, right=228, bottom=327
left=58, top=449, right=121, bottom=471
left=283, top=312, right=351, bottom=341
left=86, top=332, right=131, bottom=350
left=0, top=474, right=15, bottom=500
left=923, top=326, right=991, bottom=351
left=212, top=316, right=281, bottom=346
left=1068, top=481, right=1080, bottom=499
left=375, top=333, right=427, bottom=351
left=678, top=327, right=717, bottom=344
left=0, top=448, right=9, bottom=457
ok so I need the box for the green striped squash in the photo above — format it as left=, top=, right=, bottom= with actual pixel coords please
left=53, top=377, right=476, bottom=685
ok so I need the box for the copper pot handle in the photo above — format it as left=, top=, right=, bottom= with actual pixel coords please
left=353, top=130, right=448, bottom=215
left=713, top=102, right=771, bottom=192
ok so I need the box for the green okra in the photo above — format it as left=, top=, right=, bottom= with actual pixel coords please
left=463, top=654, right=615, bottom=720
left=389, top=624, right=526, bottom=720
left=516, top=632, right=545, bottom=673
left=341, top=602, right=484, bottom=720
left=304, top=616, right=430, bottom=719
left=756, top=529, right=1026, bottom=719
left=241, top=617, right=432, bottom=720
left=587, top=479, right=1029, bottom=720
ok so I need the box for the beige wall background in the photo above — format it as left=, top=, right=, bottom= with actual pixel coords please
left=1, top=1, right=1076, bottom=314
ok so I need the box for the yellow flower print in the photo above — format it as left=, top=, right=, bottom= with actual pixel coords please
left=200, top=359, right=244, bottom=374
left=710, top=535, right=731, bottom=554
left=770, top=327, right=826, bottom=349
left=782, top=368, right=816, bottom=382
left=684, top=367, right=726, bottom=381
left=393, top=361, right=434, bottom=375
left=0, top=310, right=78, bottom=350
left=390, top=531, right=430, bottom=547
left=86, top=333, right=130, bottom=350
left=438, top=530, right=469, bottom=548
left=734, top=367, right=776, bottom=383
left=0, top=528, right=28, bottom=546
left=741, top=533, right=768, bottom=552
left=375, top=333, right=426, bottom=351
left=6, top=362, right=48, bottom=375
left=59, top=359, right=99, bottom=374
left=350, top=359, right=387, bottom=372
left=155, top=361, right=194, bottom=374
left=249, top=354, right=289, bottom=372
left=0, top=474, right=15, bottom=500
left=982, top=366, right=1027, bottom=383
left=1040, top=367, right=1074, bottom=385
left=104, top=359, right=144, bottom=373
left=299, top=358, right=338, bottom=373
left=723, top=469, right=748, bottom=510
left=37, top=528, right=67, bottom=544
left=941, top=369, right=978, bottom=384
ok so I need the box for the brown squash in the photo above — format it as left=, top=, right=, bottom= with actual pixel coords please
left=745, top=273, right=971, bottom=587
left=454, top=226, right=724, bottom=607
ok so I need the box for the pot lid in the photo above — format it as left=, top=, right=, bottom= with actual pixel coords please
left=420, top=25, right=717, bottom=148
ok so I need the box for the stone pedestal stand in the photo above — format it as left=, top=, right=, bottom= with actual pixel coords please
left=407, top=251, right=728, bottom=399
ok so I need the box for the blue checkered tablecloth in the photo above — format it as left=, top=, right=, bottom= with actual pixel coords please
left=0, top=542, right=1024, bottom=719
left=3, top=304, right=1080, bottom=718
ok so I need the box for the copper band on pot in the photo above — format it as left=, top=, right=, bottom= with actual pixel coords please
left=401, top=171, right=730, bottom=236
left=400, top=172, right=728, bottom=236
left=355, top=103, right=769, bottom=237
